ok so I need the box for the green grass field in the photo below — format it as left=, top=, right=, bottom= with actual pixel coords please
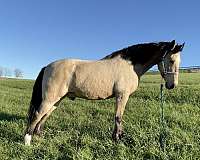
left=0, top=73, right=199, bottom=160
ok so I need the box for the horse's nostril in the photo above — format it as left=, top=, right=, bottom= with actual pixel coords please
left=170, top=84, right=175, bottom=89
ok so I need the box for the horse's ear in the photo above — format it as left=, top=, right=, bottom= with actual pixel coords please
left=169, top=40, right=176, bottom=50
left=180, top=42, right=185, bottom=51
left=173, top=42, right=185, bottom=53
left=172, top=42, right=185, bottom=53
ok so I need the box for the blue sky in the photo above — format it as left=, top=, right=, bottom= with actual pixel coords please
left=0, top=0, right=199, bottom=79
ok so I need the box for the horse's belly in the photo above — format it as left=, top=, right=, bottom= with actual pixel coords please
left=71, top=75, right=114, bottom=100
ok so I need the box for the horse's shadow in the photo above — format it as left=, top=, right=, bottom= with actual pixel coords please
left=0, top=112, right=25, bottom=121
left=0, top=112, right=26, bottom=142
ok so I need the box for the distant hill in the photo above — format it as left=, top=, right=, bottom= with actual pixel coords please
left=180, top=66, right=200, bottom=73
left=147, top=66, right=200, bottom=75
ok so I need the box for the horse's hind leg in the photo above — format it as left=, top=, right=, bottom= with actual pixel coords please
left=34, top=106, right=57, bottom=136
left=24, top=100, right=58, bottom=145
left=34, top=95, right=69, bottom=135
left=112, top=92, right=129, bottom=141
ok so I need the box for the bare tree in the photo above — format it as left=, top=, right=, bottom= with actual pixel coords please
left=4, top=67, right=12, bottom=77
left=0, top=67, right=3, bottom=77
left=14, top=68, right=23, bottom=78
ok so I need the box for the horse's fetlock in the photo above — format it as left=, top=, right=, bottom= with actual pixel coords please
left=26, top=128, right=34, bottom=135
left=112, top=127, right=123, bottom=141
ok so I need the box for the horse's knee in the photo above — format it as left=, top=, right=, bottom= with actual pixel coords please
left=115, top=116, right=122, bottom=124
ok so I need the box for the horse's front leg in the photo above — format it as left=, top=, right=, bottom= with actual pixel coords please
left=112, top=92, right=129, bottom=141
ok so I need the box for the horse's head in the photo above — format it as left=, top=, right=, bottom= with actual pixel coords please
left=157, top=40, right=184, bottom=89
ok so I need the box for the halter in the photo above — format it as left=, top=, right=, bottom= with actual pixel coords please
left=160, top=50, right=178, bottom=77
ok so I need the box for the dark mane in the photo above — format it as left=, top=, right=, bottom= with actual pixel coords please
left=102, top=42, right=169, bottom=65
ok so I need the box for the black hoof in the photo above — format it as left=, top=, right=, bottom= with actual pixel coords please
left=112, top=130, right=123, bottom=142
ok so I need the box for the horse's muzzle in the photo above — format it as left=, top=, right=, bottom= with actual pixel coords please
left=165, top=83, right=175, bottom=90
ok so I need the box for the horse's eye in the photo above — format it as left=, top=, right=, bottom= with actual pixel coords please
left=170, top=60, right=174, bottom=64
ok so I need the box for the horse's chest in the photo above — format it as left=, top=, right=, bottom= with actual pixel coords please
left=114, top=70, right=139, bottom=95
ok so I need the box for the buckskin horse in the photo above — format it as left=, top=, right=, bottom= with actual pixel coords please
left=24, top=40, right=184, bottom=145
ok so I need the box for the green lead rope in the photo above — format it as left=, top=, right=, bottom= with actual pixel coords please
left=159, top=83, right=166, bottom=152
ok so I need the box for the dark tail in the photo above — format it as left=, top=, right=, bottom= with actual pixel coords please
left=27, top=67, right=46, bottom=125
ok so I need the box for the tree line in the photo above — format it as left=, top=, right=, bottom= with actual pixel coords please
left=0, top=67, right=23, bottom=78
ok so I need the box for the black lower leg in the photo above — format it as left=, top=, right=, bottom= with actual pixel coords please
left=34, top=123, right=44, bottom=136
left=112, top=116, right=123, bottom=141
left=25, top=126, right=34, bottom=136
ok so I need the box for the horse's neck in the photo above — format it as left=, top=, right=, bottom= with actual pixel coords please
left=134, top=54, right=161, bottom=77
left=133, top=64, right=152, bottom=77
